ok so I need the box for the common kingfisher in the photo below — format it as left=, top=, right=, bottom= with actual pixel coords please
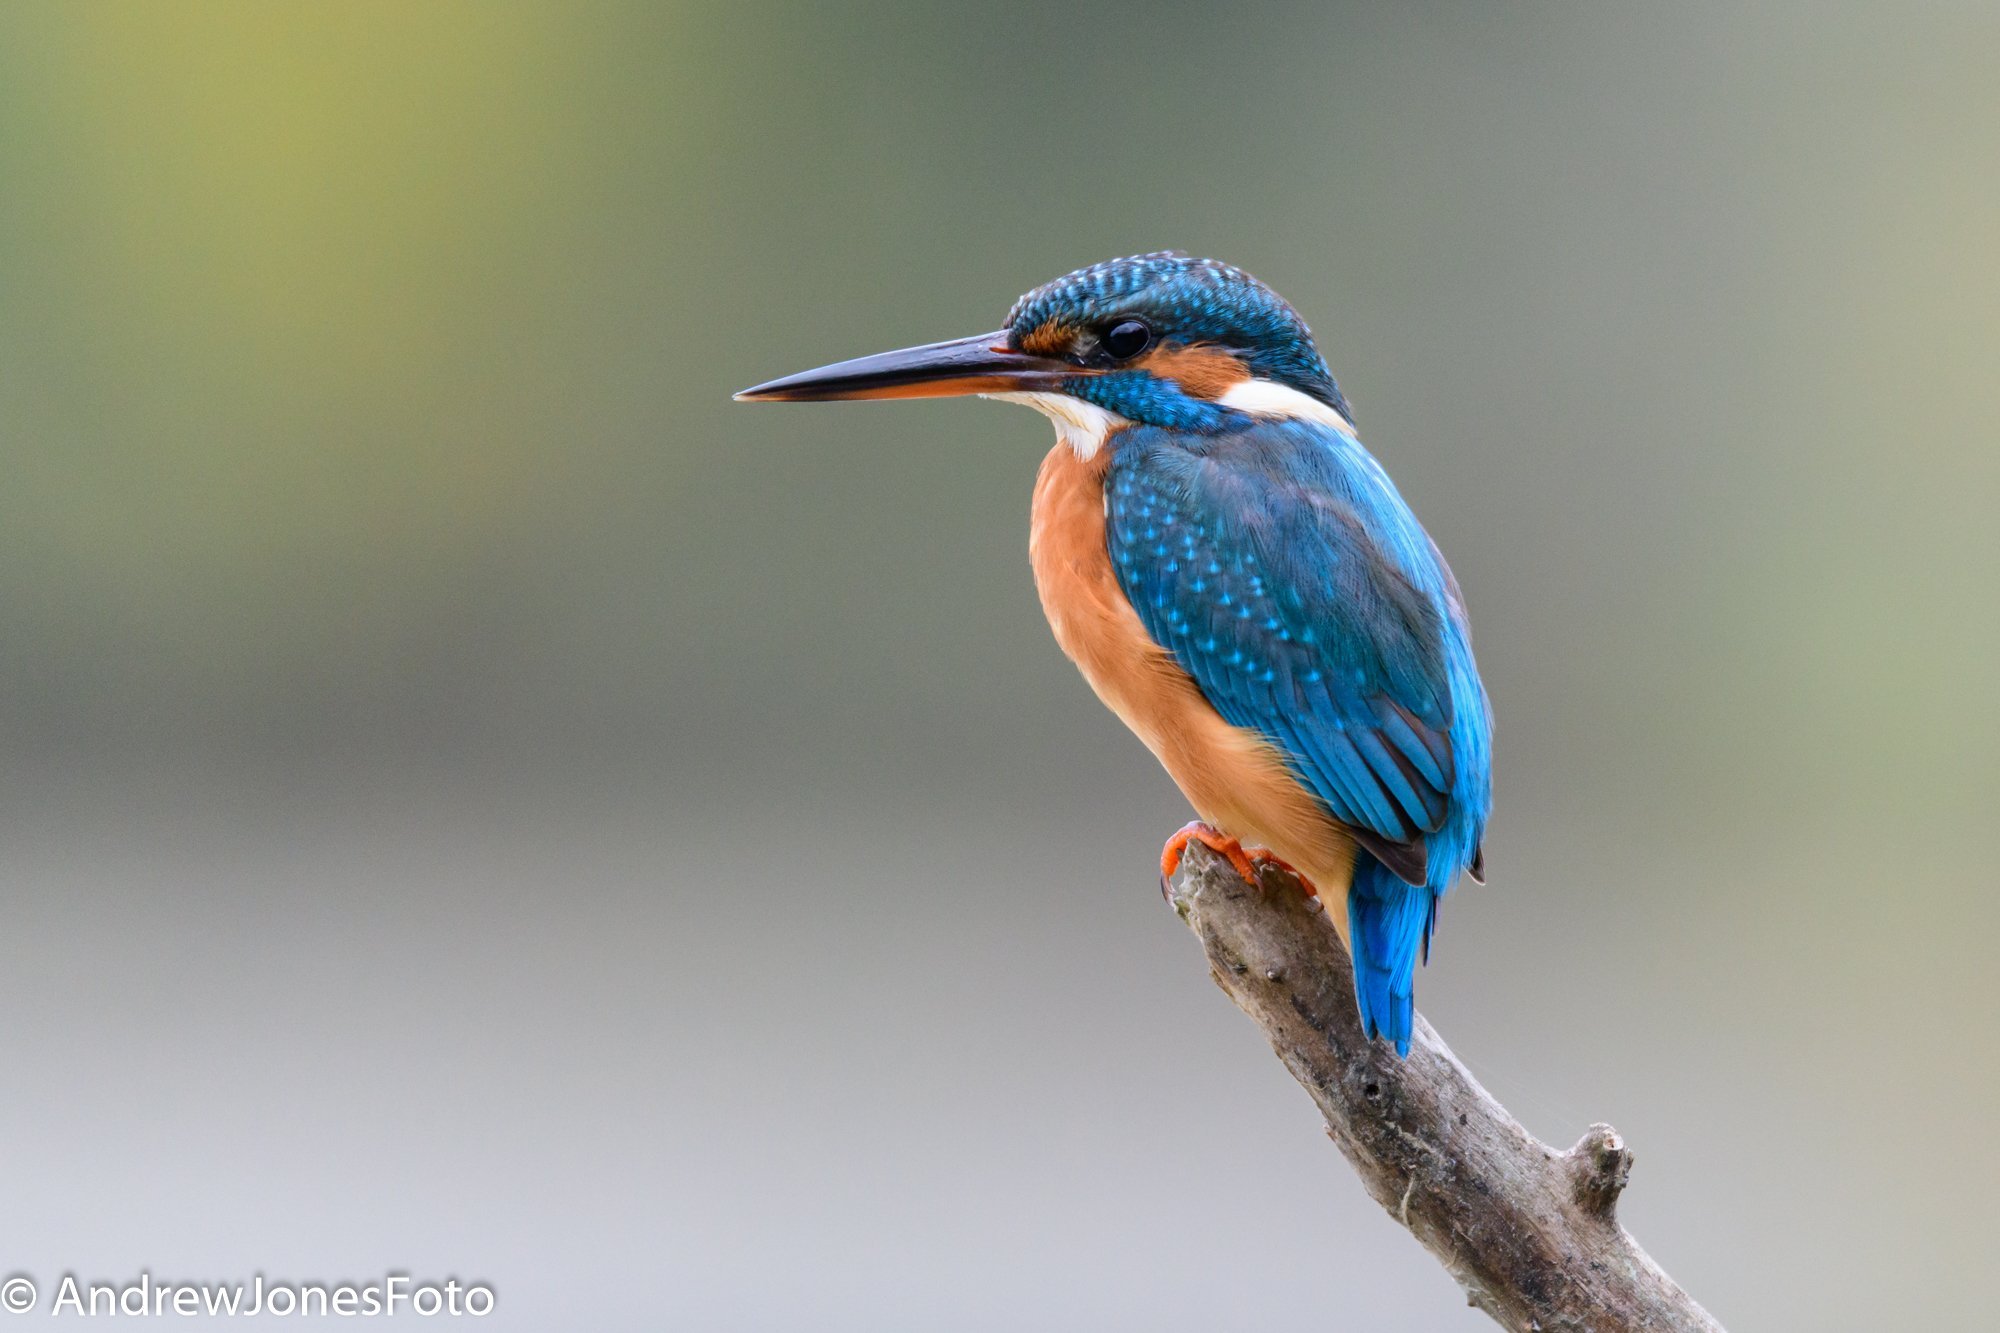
left=737, top=253, right=1492, bottom=1056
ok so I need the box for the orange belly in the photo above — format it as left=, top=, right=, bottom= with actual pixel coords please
left=1028, top=442, right=1357, bottom=935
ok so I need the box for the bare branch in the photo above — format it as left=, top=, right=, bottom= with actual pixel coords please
left=1166, top=843, right=1725, bottom=1332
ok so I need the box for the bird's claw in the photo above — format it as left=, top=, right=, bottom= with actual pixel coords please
left=1159, top=821, right=1317, bottom=900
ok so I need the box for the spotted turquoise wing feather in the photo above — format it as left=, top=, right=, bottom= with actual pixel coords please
left=1106, top=415, right=1491, bottom=1052
left=1108, top=420, right=1457, bottom=874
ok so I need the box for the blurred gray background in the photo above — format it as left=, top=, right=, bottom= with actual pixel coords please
left=2, top=2, right=1995, bottom=1328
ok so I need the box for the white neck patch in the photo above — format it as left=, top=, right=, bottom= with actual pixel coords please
left=1217, top=378, right=1357, bottom=438
left=983, top=391, right=1129, bottom=461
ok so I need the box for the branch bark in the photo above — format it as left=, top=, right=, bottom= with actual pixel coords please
left=1165, top=843, right=1725, bottom=1332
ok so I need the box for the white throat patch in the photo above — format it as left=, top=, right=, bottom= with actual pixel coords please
left=1217, top=378, right=1357, bottom=437
left=983, top=391, right=1128, bottom=461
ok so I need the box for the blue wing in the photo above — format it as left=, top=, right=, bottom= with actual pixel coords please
left=1107, top=418, right=1462, bottom=886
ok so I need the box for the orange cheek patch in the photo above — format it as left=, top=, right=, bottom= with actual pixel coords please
left=1137, top=343, right=1250, bottom=399
left=1017, top=319, right=1077, bottom=358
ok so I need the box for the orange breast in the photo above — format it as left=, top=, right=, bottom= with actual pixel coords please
left=1028, top=441, right=1358, bottom=927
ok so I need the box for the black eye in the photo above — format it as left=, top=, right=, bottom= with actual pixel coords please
left=1101, top=319, right=1152, bottom=360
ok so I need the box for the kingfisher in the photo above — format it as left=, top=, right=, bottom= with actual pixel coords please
left=736, top=253, right=1491, bottom=1055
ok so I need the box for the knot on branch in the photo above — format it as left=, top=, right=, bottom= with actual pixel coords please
left=1564, top=1123, right=1632, bottom=1218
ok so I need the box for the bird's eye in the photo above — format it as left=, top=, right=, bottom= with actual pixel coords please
left=1101, top=319, right=1152, bottom=360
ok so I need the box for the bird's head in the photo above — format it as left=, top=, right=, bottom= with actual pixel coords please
left=735, top=253, right=1353, bottom=458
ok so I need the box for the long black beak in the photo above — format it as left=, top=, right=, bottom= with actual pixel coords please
left=733, top=330, right=1078, bottom=403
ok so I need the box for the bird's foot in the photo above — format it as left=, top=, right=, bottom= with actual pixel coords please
left=1248, top=846, right=1316, bottom=898
left=1159, top=822, right=1318, bottom=900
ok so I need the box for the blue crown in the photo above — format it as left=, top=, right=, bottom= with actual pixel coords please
left=1006, top=252, right=1350, bottom=421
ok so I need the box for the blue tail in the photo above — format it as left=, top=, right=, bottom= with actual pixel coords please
left=1347, top=854, right=1434, bottom=1057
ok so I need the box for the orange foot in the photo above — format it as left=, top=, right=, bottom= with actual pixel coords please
left=1159, top=821, right=1319, bottom=900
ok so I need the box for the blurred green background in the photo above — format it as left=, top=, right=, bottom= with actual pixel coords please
left=1, top=3, right=1995, bottom=1328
